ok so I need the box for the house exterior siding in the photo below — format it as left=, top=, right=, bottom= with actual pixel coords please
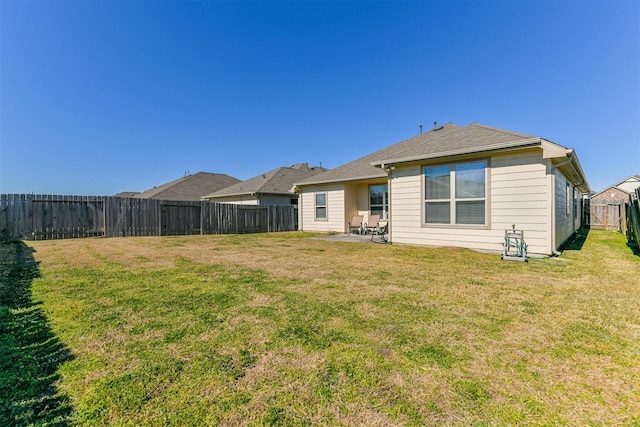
left=299, top=184, right=345, bottom=232
left=294, top=123, right=590, bottom=257
left=257, top=194, right=296, bottom=206
left=205, top=194, right=297, bottom=206
left=389, top=151, right=556, bottom=255
left=554, top=169, right=579, bottom=248
left=208, top=196, right=260, bottom=205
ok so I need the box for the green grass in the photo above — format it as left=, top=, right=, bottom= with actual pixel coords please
left=1, top=229, right=639, bottom=426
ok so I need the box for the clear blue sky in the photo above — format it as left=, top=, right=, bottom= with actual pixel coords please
left=1, top=0, right=638, bottom=195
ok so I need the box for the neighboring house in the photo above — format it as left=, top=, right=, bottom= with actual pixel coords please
left=294, top=122, right=590, bottom=256
left=134, top=172, right=240, bottom=201
left=114, top=191, right=141, bottom=198
left=202, top=163, right=328, bottom=205
left=590, top=175, right=640, bottom=200
left=589, top=175, right=639, bottom=232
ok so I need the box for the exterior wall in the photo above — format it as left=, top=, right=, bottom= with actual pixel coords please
left=493, top=153, right=552, bottom=254
left=344, top=184, right=359, bottom=226
left=592, top=186, right=630, bottom=201
left=206, top=196, right=259, bottom=205
left=258, top=194, right=297, bottom=206
left=617, top=178, right=640, bottom=193
left=554, top=169, right=580, bottom=248
left=389, top=151, right=555, bottom=255
left=205, top=194, right=296, bottom=206
left=299, top=184, right=345, bottom=232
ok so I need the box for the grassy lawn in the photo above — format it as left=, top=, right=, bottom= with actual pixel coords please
left=1, top=229, right=639, bottom=426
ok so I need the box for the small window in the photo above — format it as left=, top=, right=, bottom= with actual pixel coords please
left=315, top=193, right=327, bottom=220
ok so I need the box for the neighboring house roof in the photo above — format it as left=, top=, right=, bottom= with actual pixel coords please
left=296, top=122, right=590, bottom=193
left=135, top=172, right=241, bottom=201
left=591, top=175, right=640, bottom=199
left=203, top=163, right=329, bottom=199
left=114, top=191, right=141, bottom=198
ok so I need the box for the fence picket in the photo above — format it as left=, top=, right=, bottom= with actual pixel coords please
left=627, top=189, right=640, bottom=249
left=0, top=195, right=298, bottom=241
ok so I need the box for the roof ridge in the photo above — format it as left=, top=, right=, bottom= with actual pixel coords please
left=468, top=122, right=536, bottom=139
left=386, top=123, right=465, bottom=160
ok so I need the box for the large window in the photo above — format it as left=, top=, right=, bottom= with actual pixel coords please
left=369, top=184, right=389, bottom=219
left=424, top=161, right=487, bottom=225
left=315, top=193, right=327, bottom=220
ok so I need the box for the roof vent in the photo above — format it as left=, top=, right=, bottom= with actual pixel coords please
left=433, top=121, right=444, bottom=131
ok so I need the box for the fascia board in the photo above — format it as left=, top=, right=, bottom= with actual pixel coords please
left=293, top=174, right=387, bottom=188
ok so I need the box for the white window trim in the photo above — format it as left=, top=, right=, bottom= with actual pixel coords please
left=422, top=159, right=490, bottom=229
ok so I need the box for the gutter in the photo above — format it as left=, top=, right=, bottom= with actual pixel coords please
left=551, top=149, right=591, bottom=194
left=371, top=138, right=542, bottom=167
left=293, top=173, right=387, bottom=188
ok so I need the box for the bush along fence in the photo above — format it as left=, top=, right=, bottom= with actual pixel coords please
left=0, top=194, right=298, bottom=241
left=627, top=188, right=640, bottom=249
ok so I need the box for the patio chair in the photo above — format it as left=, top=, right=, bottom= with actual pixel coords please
left=364, top=214, right=380, bottom=235
left=347, top=215, right=364, bottom=235
left=370, top=221, right=389, bottom=243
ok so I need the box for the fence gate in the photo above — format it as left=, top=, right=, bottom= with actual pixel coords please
left=238, top=206, right=268, bottom=234
left=161, top=204, right=202, bottom=236
left=589, top=199, right=625, bottom=232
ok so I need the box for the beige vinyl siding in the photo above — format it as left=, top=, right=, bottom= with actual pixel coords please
left=342, top=182, right=389, bottom=228
left=257, top=194, right=296, bottom=206
left=207, top=196, right=259, bottom=205
left=299, top=185, right=345, bottom=232
left=390, top=151, right=554, bottom=255
left=344, top=184, right=359, bottom=223
left=491, top=152, right=551, bottom=254
left=554, top=169, right=577, bottom=248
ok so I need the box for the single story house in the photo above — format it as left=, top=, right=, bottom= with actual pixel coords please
left=293, top=122, right=590, bottom=256
left=130, top=172, right=240, bottom=201
left=590, top=175, right=640, bottom=201
left=202, top=163, right=328, bottom=205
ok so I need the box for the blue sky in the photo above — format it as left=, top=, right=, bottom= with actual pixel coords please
left=1, top=1, right=638, bottom=195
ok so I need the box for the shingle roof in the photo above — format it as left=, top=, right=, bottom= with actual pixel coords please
left=203, top=163, right=328, bottom=199
left=295, top=123, right=463, bottom=185
left=295, top=123, right=559, bottom=186
left=295, top=122, right=590, bottom=193
left=114, top=191, right=141, bottom=198
left=373, top=123, right=541, bottom=165
left=135, top=172, right=241, bottom=201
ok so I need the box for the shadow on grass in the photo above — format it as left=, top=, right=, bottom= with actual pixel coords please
left=559, top=228, right=590, bottom=251
left=0, top=242, right=73, bottom=426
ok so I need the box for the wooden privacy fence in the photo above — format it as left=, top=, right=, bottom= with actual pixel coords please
left=588, top=198, right=627, bottom=232
left=0, top=194, right=298, bottom=241
left=627, top=188, right=640, bottom=247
